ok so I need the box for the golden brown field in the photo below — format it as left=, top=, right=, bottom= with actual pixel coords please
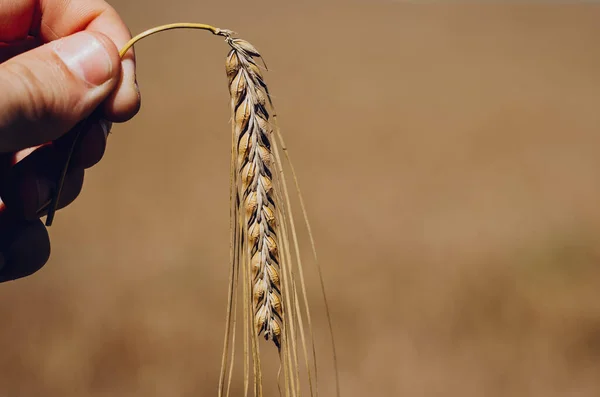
left=1, top=2, right=600, bottom=396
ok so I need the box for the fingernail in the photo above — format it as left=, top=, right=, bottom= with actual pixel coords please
left=53, top=32, right=113, bottom=86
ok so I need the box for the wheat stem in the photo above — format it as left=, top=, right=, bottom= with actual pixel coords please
left=118, top=23, right=231, bottom=57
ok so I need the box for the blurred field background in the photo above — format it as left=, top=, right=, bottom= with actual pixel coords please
left=1, top=1, right=600, bottom=396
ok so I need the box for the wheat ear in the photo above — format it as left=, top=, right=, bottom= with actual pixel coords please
left=226, top=37, right=284, bottom=348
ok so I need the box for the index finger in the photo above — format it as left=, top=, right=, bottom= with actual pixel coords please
left=0, top=0, right=140, bottom=122
left=0, top=0, right=39, bottom=42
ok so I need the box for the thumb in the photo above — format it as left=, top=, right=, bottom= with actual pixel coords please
left=0, top=31, right=122, bottom=153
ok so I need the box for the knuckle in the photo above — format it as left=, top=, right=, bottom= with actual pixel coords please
left=5, top=52, right=78, bottom=122
left=0, top=54, right=78, bottom=147
left=2, top=61, right=54, bottom=124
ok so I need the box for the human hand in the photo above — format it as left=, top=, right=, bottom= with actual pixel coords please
left=0, top=0, right=141, bottom=282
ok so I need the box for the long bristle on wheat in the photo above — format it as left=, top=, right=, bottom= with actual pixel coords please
left=225, top=38, right=283, bottom=349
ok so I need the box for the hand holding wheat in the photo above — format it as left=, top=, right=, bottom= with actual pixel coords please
left=0, top=0, right=139, bottom=282
left=0, top=1, right=341, bottom=394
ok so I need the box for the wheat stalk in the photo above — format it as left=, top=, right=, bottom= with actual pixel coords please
left=44, top=22, right=340, bottom=397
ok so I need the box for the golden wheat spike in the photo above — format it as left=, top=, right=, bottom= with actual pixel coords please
left=226, top=38, right=284, bottom=350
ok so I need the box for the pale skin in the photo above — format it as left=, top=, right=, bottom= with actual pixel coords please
left=0, top=0, right=141, bottom=282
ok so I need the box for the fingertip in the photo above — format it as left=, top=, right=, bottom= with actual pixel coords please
left=34, top=166, right=85, bottom=219
left=52, top=30, right=122, bottom=89
left=52, top=117, right=109, bottom=169
left=92, top=31, right=124, bottom=83
left=0, top=219, right=50, bottom=283
left=71, top=119, right=109, bottom=169
left=102, top=56, right=141, bottom=122
left=0, top=158, right=39, bottom=220
left=1, top=145, right=86, bottom=220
